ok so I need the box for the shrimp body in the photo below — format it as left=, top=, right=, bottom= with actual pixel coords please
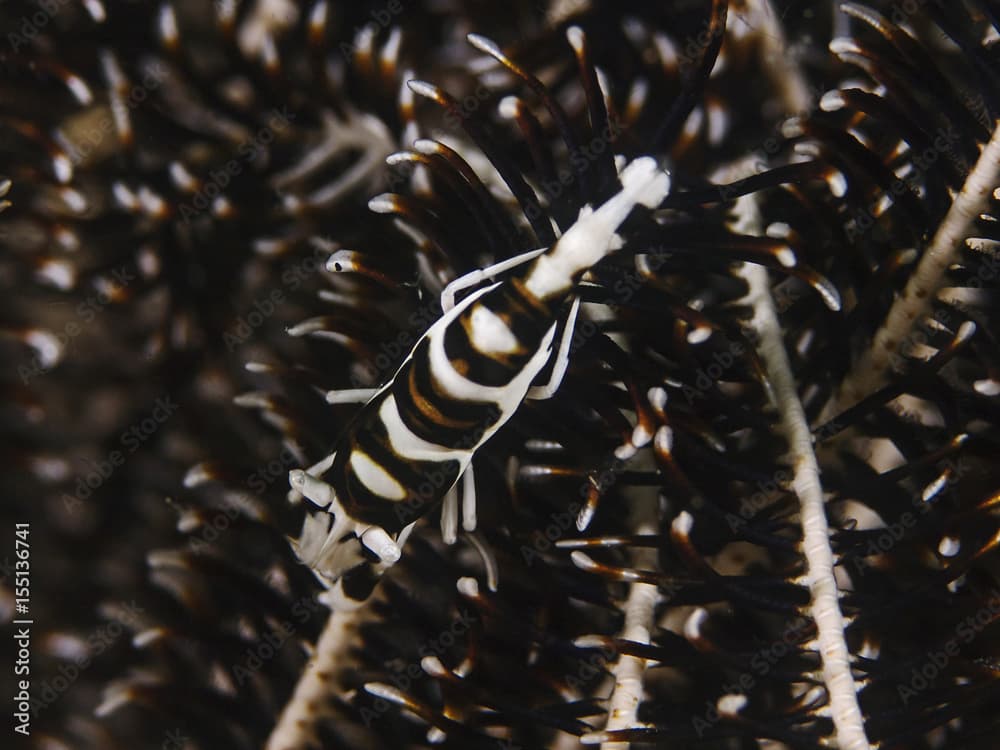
left=289, top=157, right=669, bottom=608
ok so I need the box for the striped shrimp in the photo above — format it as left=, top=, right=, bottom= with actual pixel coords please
left=289, top=156, right=670, bottom=609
